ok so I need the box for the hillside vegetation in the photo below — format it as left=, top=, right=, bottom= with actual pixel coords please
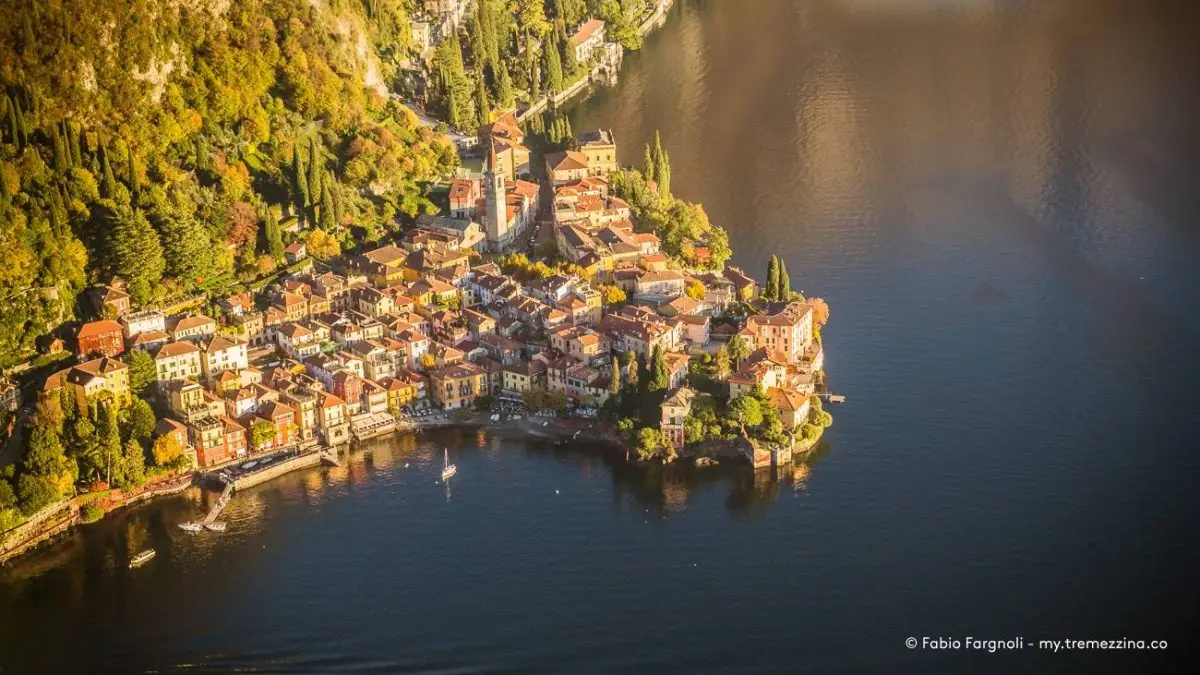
left=0, top=0, right=458, bottom=366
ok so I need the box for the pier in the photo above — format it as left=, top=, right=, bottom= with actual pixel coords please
left=202, top=481, right=234, bottom=525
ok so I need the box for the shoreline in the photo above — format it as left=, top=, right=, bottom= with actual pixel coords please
left=1, top=412, right=825, bottom=566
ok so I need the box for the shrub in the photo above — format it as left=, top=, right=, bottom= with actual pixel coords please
left=80, top=504, right=105, bottom=523
left=800, top=423, right=820, bottom=441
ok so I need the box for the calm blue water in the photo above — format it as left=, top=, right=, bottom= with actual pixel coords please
left=3, top=0, right=1199, bottom=672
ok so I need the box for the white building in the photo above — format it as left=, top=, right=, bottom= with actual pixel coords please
left=201, top=335, right=249, bottom=381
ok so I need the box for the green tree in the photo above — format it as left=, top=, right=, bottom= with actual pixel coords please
left=642, top=144, right=655, bottom=183
left=127, top=349, right=157, bottom=396
left=0, top=478, right=16, bottom=512
left=517, top=0, right=550, bottom=38
left=65, top=417, right=101, bottom=483
left=658, top=152, right=672, bottom=202
left=23, top=425, right=66, bottom=478
left=126, top=150, right=140, bottom=199
left=307, top=137, right=323, bottom=215
left=616, top=417, right=637, bottom=445
left=714, top=344, right=731, bottom=379
left=493, top=61, right=515, bottom=108
left=251, top=420, right=276, bottom=449
left=17, top=474, right=58, bottom=515
left=99, top=143, right=118, bottom=198
left=728, top=394, right=763, bottom=427
left=652, top=131, right=665, bottom=178
left=319, top=180, right=336, bottom=230
left=649, top=345, right=669, bottom=392
left=475, top=75, right=491, bottom=127
left=127, top=398, right=156, bottom=444
left=779, top=259, right=791, bottom=299
left=609, top=362, right=621, bottom=397
left=119, top=439, right=146, bottom=489
left=542, top=33, right=564, bottom=93
left=102, top=204, right=165, bottom=304
left=764, top=255, right=779, bottom=302
left=292, top=144, right=309, bottom=210
left=728, top=335, right=750, bottom=364
left=636, top=427, right=662, bottom=461
left=98, top=400, right=123, bottom=486
left=625, top=350, right=640, bottom=390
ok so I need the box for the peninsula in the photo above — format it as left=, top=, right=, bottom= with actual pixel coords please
left=0, top=0, right=831, bottom=562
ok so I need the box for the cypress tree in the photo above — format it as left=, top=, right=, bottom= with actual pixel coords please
left=779, top=260, right=791, bottom=300
left=14, top=98, right=27, bottom=150
left=68, top=122, right=82, bottom=167
left=51, top=124, right=67, bottom=174
left=543, top=34, right=563, bottom=93
left=530, top=58, right=541, bottom=101
left=609, top=361, right=621, bottom=397
left=292, top=146, right=309, bottom=210
left=320, top=182, right=336, bottom=230
left=5, top=96, right=16, bottom=147
left=475, top=75, right=490, bottom=127
left=494, top=61, right=514, bottom=108
left=127, top=150, right=140, bottom=199
left=307, top=137, right=322, bottom=205
left=765, top=256, right=779, bottom=302
left=625, top=351, right=639, bottom=389
left=642, top=144, right=655, bottom=181
left=659, top=153, right=672, bottom=202
left=649, top=345, right=670, bottom=392
left=100, top=143, right=118, bottom=197
left=652, top=131, right=665, bottom=178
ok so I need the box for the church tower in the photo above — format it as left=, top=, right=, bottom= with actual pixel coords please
left=484, top=140, right=507, bottom=250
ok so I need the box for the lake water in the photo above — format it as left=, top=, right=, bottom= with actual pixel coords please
left=3, top=0, right=1199, bottom=672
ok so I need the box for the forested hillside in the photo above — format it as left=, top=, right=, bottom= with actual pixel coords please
left=0, top=0, right=458, bottom=367
left=427, top=0, right=647, bottom=131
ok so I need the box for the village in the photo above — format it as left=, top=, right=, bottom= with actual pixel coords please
left=1, top=115, right=831, bottom=494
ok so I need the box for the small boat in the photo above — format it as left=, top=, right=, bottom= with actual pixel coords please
left=129, top=550, right=156, bottom=567
left=242, top=460, right=258, bottom=470
left=204, top=521, right=227, bottom=532
left=695, top=457, right=715, bottom=468
left=178, top=522, right=204, bottom=533
left=440, top=448, right=457, bottom=481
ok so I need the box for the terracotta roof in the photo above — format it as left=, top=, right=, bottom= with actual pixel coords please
left=546, top=150, right=589, bottom=172
left=77, top=320, right=122, bottom=338
left=155, top=341, right=200, bottom=359
left=570, top=18, right=605, bottom=46
left=363, top=244, right=408, bottom=266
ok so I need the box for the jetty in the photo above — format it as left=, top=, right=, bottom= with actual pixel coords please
left=818, top=393, right=846, bottom=404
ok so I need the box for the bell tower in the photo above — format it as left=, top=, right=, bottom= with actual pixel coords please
left=484, top=141, right=507, bottom=250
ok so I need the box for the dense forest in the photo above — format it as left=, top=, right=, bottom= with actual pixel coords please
left=0, top=0, right=461, bottom=367
left=427, top=0, right=648, bottom=131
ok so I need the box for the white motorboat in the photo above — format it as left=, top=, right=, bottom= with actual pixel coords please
left=440, top=448, right=457, bottom=481
left=178, top=522, right=204, bottom=533
left=129, top=549, right=156, bottom=567
left=204, top=521, right=227, bottom=532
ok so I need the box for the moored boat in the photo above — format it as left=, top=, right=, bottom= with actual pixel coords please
left=129, top=550, right=156, bottom=567
left=441, top=448, right=457, bottom=481
left=204, top=521, right=227, bottom=532
left=178, top=522, right=203, bottom=532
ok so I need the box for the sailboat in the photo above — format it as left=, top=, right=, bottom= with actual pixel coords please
left=440, top=447, right=457, bottom=481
